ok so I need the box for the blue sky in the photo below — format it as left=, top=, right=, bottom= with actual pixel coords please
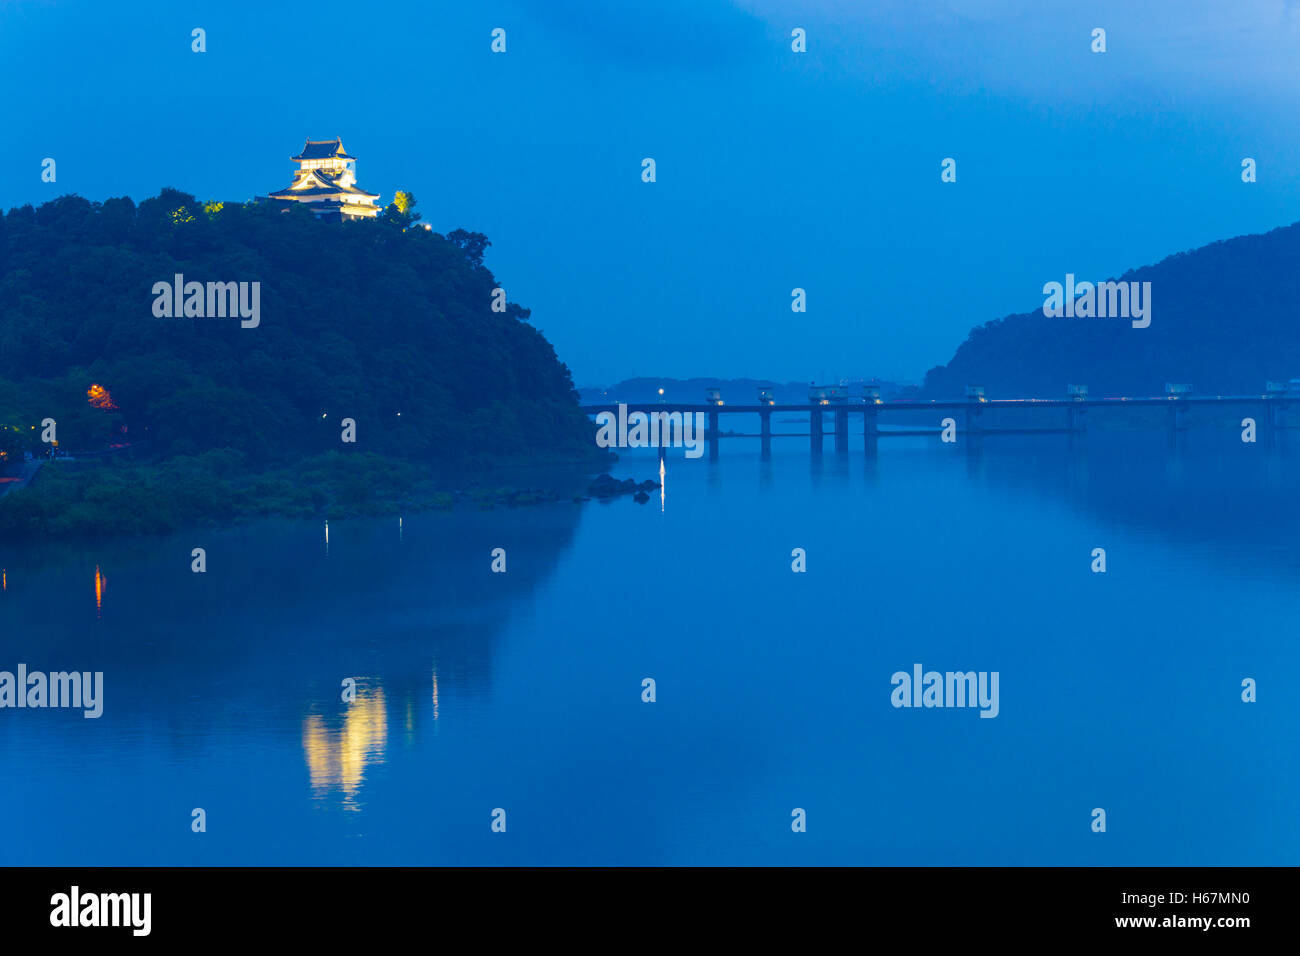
left=3, top=0, right=1299, bottom=385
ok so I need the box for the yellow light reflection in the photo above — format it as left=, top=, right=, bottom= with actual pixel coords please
left=302, top=686, right=388, bottom=811
left=659, top=458, right=665, bottom=513
left=431, top=668, right=440, bottom=721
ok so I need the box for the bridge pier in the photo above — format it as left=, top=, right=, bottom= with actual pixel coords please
left=834, top=406, right=848, bottom=453
left=962, top=388, right=986, bottom=469
left=1067, top=405, right=1087, bottom=434
left=707, top=409, right=719, bottom=460
left=967, top=398, right=982, bottom=439
left=1165, top=402, right=1185, bottom=449
left=1263, top=397, right=1285, bottom=448
left=759, top=408, right=772, bottom=458
left=1165, top=384, right=1192, bottom=449
left=1067, top=406, right=1085, bottom=451
left=810, top=407, right=823, bottom=455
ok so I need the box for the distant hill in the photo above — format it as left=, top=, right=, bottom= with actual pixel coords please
left=923, top=221, right=1300, bottom=399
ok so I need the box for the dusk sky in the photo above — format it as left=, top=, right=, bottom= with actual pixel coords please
left=3, top=0, right=1300, bottom=385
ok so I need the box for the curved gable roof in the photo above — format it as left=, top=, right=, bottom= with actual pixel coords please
left=291, top=138, right=354, bottom=161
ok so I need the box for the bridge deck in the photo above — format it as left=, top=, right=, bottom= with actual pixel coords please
left=581, top=395, right=1285, bottom=414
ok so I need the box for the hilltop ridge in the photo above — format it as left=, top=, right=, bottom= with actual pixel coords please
left=924, top=221, right=1300, bottom=398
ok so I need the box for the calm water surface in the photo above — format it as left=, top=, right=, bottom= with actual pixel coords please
left=2, top=431, right=1298, bottom=865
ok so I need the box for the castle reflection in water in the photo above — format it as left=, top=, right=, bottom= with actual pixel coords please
left=301, top=686, right=389, bottom=811
left=299, top=671, right=441, bottom=810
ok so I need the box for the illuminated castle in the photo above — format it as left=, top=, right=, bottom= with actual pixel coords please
left=264, top=138, right=381, bottom=221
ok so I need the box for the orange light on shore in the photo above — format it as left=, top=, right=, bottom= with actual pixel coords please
left=87, top=383, right=117, bottom=410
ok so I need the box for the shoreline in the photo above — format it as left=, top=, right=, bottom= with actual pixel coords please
left=0, top=448, right=641, bottom=543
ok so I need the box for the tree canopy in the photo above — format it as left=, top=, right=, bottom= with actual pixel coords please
left=0, top=190, right=594, bottom=471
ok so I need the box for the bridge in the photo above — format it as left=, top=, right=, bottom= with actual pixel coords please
left=580, top=383, right=1298, bottom=458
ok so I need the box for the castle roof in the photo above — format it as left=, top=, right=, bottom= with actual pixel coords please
left=292, top=138, right=354, bottom=161
left=268, top=184, right=379, bottom=200
left=268, top=167, right=379, bottom=200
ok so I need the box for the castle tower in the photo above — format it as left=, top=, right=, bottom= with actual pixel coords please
left=265, top=138, right=381, bottom=221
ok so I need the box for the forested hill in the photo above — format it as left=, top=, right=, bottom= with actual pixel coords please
left=0, top=189, right=594, bottom=469
left=923, top=220, right=1300, bottom=398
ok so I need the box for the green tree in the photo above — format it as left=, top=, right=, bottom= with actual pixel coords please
left=384, top=190, right=422, bottom=229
